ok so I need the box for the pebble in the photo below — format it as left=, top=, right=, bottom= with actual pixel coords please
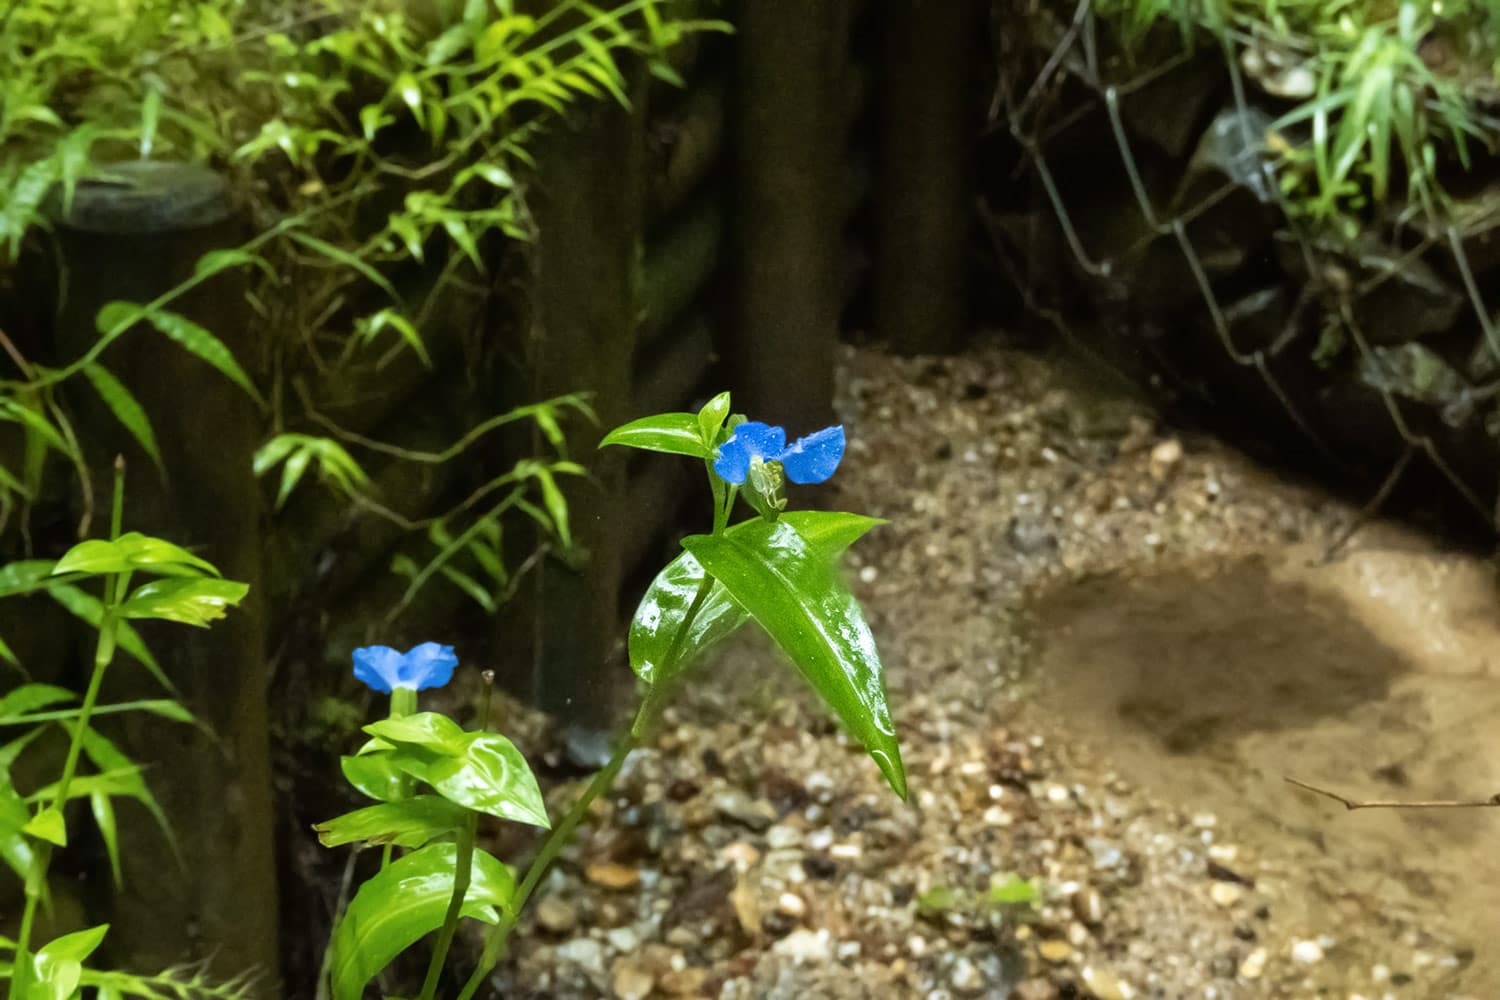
left=536, top=896, right=578, bottom=934
left=1037, top=940, right=1073, bottom=963
left=1071, top=886, right=1104, bottom=925
left=1291, top=938, right=1325, bottom=964
left=1239, top=947, right=1268, bottom=979
left=950, top=956, right=984, bottom=994
left=776, top=892, right=807, bottom=918
left=1081, top=965, right=1133, bottom=1000
left=586, top=862, right=641, bottom=890
left=611, top=958, right=655, bottom=1000
left=772, top=928, right=833, bottom=963
left=1210, top=882, right=1245, bottom=908
left=713, top=790, right=778, bottom=831
left=557, top=938, right=606, bottom=976
left=766, top=824, right=803, bottom=849
left=606, top=926, right=641, bottom=953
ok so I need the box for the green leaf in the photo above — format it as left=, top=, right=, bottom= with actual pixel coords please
left=0, top=560, right=57, bottom=598
left=630, top=511, right=883, bottom=686
left=97, top=304, right=263, bottom=405
left=341, top=747, right=406, bottom=803
left=30, top=924, right=109, bottom=1000
left=988, top=872, right=1040, bottom=908
left=0, top=779, right=40, bottom=886
left=599, top=412, right=711, bottom=458
left=53, top=532, right=219, bottom=578
left=23, top=807, right=66, bottom=846
left=697, top=392, right=731, bottom=445
left=0, top=399, right=71, bottom=456
left=193, top=248, right=273, bottom=282
left=91, top=790, right=122, bottom=887
left=366, top=715, right=548, bottom=828
left=358, top=308, right=431, bottom=368
left=0, top=683, right=75, bottom=723
left=680, top=520, right=906, bottom=798
left=286, top=231, right=398, bottom=301
left=329, top=843, right=515, bottom=1000
left=119, top=578, right=250, bottom=627
left=314, top=795, right=469, bottom=849
left=81, top=364, right=161, bottom=467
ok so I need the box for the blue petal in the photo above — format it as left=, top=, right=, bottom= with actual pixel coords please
left=713, top=422, right=787, bottom=484
left=399, top=642, right=458, bottom=691
left=352, top=645, right=404, bottom=693
left=779, top=425, right=846, bottom=484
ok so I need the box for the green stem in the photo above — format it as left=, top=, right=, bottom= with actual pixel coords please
left=380, top=687, right=419, bottom=871
left=11, top=461, right=127, bottom=999
left=456, top=690, right=667, bottom=1000
left=417, top=811, right=477, bottom=1000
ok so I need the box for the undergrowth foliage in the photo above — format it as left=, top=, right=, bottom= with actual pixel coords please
left=0, top=0, right=724, bottom=610
left=1090, top=0, right=1500, bottom=228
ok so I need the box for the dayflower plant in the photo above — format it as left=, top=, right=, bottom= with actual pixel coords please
left=317, top=391, right=905, bottom=1000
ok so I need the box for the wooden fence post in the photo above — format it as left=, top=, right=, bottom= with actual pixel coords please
left=728, top=1, right=852, bottom=434
left=874, top=0, right=987, bottom=356
left=501, top=73, right=650, bottom=744
left=49, top=162, right=278, bottom=984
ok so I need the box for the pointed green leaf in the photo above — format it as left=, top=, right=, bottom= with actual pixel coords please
left=81, top=364, right=161, bottom=467
left=91, top=791, right=122, bottom=887
left=54, top=532, right=219, bottom=578
left=98, top=304, right=263, bottom=405
left=341, top=747, right=406, bottom=803
left=314, top=795, right=468, bottom=849
left=680, top=520, right=906, bottom=798
left=286, top=231, right=398, bottom=301
left=0, top=779, right=39, bottom=884
left=599, top=412, right=711, bottom=458
left=697, top=392, right=731, bottom=445
left=0, top=683, right=76, bottom=723
left=630, top=511, right=884, bottom=686
left=31, top=924, right=110, bottom=1000
left=366, top=715, right=548, bottom=827
left=329, top=843, right=515, bottom=1000
left=24, top=807, right=66, bottom=846
left=119, top=577, right=249, bottom=627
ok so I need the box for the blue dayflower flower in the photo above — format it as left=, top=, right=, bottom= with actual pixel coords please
left=713, top=421, right=846, bottom=485
left=352, top=641, right=458, bottom=693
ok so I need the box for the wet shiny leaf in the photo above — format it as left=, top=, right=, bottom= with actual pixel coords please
left=680, top=519, right=906, bottom=798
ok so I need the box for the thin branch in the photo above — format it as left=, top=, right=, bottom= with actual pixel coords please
left=1286, top=776, right=1500, bottom=810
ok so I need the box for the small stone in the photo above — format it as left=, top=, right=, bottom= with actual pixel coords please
left=950, top=956, right=985, bottom=995
left=1071, top=887, right=1104, bottom=926
left=1149, top=438, right=1183, bottom=481
left=720, top=841, right=761, bottom=868
left=766, top=824, right=803, bottom=850
left=1210, top=883, right=1245, bottom=908
left=1014, top=978, right=1060, bottom=1000
left=1291, top=939, right=1324, bottom=964
left=659, top=967, right=708, bottom=995
left=1081, top=965, right=1133, bottom=1000
left=536, top=897, right=578, bottom=934
left=907, top=934, right=928, bottom=958
left=586, top=862, right=640, bottom=890
left=982, top=805, right=1013, bottom=827
left=830, top=842, right=862, bottom=860
left=557, top=938, right=607, bottom=976
left=611, top=958, right=655, bottom=1000
left=859, top=565, right=878, bottom=583
left=713, top=790, right=778, bottom=831
left=606, top=926, right=641, bottom=953
left=776, top=892, right=807, bottom=919
left=772, top=928, right=832, bottom=963
left=1037, top=940, right=1072, bottom=964
left=1239, top=947, right=1268, bottom=979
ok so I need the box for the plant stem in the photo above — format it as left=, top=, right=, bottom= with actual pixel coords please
left=417, top=810, right=477, bottom=1000
left=380, top=687, right=419, bottom=871
left=11, top=460, right=127, bottom=999
left=455, top=693, right=661, bottom=1000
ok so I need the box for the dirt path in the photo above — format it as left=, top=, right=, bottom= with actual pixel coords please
left=497, top=342, right=1494, bottom=999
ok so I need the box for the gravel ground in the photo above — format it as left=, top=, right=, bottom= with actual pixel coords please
left=485, top=341, right=1482, bottom=1000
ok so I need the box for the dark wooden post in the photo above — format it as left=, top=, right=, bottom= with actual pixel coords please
left=50, top=162, right=279, bottom=984
left=728, top=1, right=852, bottom=434
left=874, top=0, right=986, bottom=356
left=501, top=73, right=650, bottom=746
